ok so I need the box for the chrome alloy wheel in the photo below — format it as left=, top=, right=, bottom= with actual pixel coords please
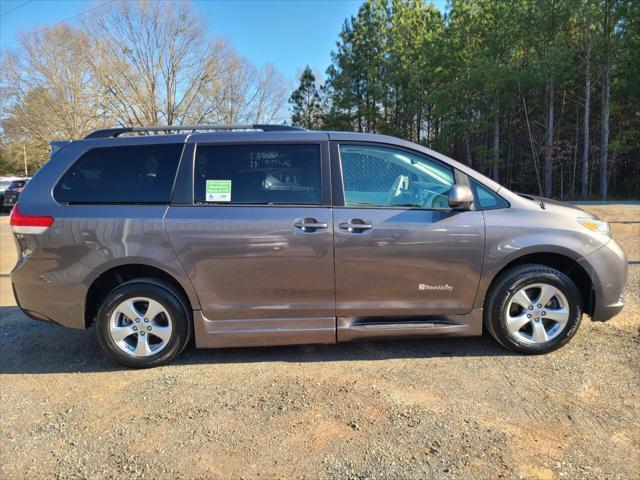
left=109, top=297, right=173, bottom=357
left=506, top=283, right=570, bottom=344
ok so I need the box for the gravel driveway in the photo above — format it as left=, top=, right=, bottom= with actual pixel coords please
left=1, top=205, right=638, bottom=479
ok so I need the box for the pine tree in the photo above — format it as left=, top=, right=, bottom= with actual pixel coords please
left=289, top=66, right=324, bottom=129
left=300, top=0, right=640, bottom=199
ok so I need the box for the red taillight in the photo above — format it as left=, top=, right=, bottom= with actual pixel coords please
left=9, top=203, right=54, bottom=234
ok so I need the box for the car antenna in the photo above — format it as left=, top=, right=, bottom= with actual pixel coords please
left=522, top=97, right=546, bottom=209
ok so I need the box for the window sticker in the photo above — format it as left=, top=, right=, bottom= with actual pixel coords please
left=205, top=179, right=231, bottom=202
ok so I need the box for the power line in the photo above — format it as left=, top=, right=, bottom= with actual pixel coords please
left=0, top=1, right=110, bottom=49
left=0, top=0, right=34, bottom=18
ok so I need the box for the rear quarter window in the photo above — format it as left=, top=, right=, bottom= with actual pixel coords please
left=54, top=144, right=183, bottom=204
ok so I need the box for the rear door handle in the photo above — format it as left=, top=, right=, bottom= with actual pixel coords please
left=339, top=220, right=373, bottom=231
left=294, top=218, right=328, bottom=232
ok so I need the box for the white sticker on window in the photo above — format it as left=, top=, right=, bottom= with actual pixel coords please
left=205, top=179, right=231, bottom=202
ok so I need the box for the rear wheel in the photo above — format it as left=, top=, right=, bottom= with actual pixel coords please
left=485, top=264, right=582, bottom=354
left=96, top=279, right=191, bottom=368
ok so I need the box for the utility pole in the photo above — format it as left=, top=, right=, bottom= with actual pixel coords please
left=23, top=144, right=28, bottom=177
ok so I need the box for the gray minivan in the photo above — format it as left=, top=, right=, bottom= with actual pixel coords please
left=9, top=125, right=627, bottom=368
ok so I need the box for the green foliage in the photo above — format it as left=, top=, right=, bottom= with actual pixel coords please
left=290, top=66, right=324, bottom=129
left=317, top=0, right=638, bottom=199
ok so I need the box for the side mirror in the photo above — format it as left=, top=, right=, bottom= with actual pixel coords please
left=448, top=184, right=474, bottom=210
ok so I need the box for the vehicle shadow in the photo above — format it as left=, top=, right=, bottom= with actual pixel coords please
left=0, top=306, right=515, bottom=374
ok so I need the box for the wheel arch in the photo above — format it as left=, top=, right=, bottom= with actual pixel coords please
left=480, top=250, right=594, bottom=316
left=84, top=262, right=198, bottom=328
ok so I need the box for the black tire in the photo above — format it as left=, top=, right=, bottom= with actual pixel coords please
left=484, top=264, right=582, bottom=354
left=96, top=278, right=192, bottom=368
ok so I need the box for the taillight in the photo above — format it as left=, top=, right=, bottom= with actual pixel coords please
left=9, top=203, right=54, bottom=234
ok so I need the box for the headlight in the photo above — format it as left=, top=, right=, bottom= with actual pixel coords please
left=577, top=217, right=611, bottom=237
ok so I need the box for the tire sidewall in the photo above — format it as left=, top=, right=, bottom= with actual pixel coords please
left=490, top=268, right=582, bottom=354
left=96, top=283, right=189, bottom=368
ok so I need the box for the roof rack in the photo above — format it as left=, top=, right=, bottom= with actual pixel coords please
left=84, top=124, right=306, bottom=139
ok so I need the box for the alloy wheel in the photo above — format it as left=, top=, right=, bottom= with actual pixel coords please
left=109, top=297, right=173, bottom=357
left=506, top=283, right=570, bottom=344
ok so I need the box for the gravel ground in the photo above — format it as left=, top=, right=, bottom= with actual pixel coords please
left=0, top=205, right=638, bottom=480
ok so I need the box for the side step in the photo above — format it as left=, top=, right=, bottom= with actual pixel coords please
left=337, top=309, right=483, bottom=342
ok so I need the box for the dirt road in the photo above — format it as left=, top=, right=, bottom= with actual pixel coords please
left=1, top=205, right=638, bottom=479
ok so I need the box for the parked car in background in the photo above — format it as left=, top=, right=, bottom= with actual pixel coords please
left=0, top=179, right=11, bottom=206
left=2, top=178, right=29, bottom=211
left=9, top=125, right=627, bottom=368
left=0, top=176, right=22, bottom=206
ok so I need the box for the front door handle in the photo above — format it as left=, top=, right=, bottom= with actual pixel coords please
left=294, top=218, right=328, bottom=232
left=339, top=220, right=373, bottom=231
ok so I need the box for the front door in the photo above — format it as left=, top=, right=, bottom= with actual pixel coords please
left=165, top=140, right=335, bottom=347
left=332, top=143, right=485, bottom=319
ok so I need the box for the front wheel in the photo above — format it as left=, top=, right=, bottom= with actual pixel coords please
left=485, top=264, right=582, bottom=354
left=96, top=279, right=191, bottom=368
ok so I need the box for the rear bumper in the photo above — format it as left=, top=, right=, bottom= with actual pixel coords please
left=578, top=238, right=628, bottom=322
left=11, top=278, right=86, bottom=329
left=12, top=283, right=62, bottom=325
left=11, top=254, right=87, bottom=330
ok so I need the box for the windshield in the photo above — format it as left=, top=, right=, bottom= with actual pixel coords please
left=0, top=181, right=11, bottom=191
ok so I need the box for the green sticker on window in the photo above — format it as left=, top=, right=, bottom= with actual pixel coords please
left=205, top=179, right=231, bottom=202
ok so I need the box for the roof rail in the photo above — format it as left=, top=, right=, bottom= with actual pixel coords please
left=84, top=124, right=305, bottom=139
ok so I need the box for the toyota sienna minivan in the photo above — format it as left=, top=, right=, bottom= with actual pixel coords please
left=9, top=125, right=627, bottom=368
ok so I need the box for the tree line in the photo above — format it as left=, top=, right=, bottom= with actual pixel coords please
left=290, top=0, right=639, bottom=200
left=0, top=0, right=290, bottom=173
left=2, top=0, right=637, bottom=200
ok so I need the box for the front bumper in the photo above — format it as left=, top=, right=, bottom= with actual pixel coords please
left=578, top=238, right=628, bottom=322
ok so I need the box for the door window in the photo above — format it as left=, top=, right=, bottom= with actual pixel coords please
left=339, top=144, right=454, bottom=209
left=194, top=144, right=321, bottom=205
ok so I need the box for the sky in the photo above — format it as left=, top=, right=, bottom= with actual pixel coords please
left=0, top=0, right=446, bottom=82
